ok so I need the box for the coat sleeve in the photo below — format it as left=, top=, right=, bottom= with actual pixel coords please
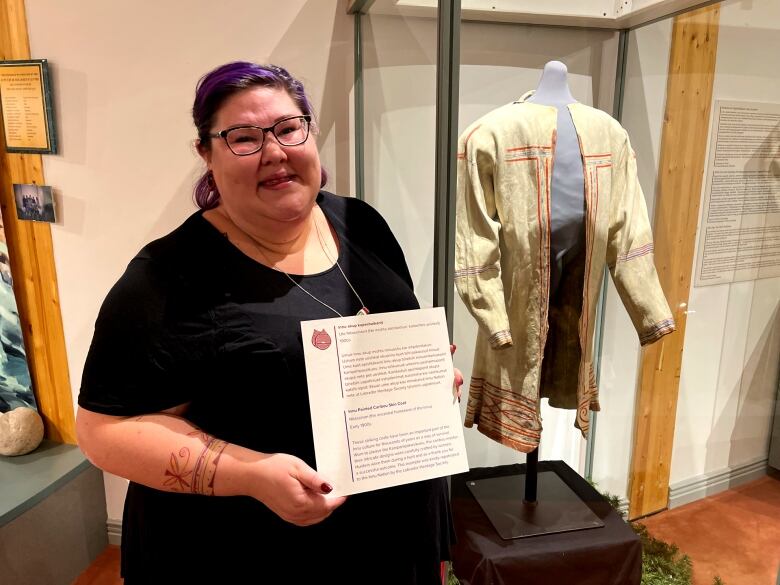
left=454, top=125, right=513, bottom=349
left=607, top=131, right=676, bottom=346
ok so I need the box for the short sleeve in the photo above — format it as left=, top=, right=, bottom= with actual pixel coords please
left=78, top=257, right=214, bottom=416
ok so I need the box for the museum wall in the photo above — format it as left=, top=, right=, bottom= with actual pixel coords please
left=24, top=0, right=354, bottom=527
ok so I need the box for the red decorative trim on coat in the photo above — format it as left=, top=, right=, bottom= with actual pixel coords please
left=639, top=318, right=676, bottom=346
left=505, top=145, right=552, bottom=152
left=497, top=150, right=553, bottom=365
left=488, top=330, right=512, bottom=346
left=615, top=242, right=654, bottom=264
left=454, top=265, right=497, bottom=278
left=457, top=124, right=482, bottom=159
left=466, top=378, right=541, bottom=452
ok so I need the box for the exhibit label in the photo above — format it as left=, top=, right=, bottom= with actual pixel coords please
left=302, top=307, right=469, bottom=497
left=695, top=100, right=780, bottom=286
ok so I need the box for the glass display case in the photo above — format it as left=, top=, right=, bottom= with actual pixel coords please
left=351, top=0, right=780, bottom=579
left=351, top=0, right=627, bottom=483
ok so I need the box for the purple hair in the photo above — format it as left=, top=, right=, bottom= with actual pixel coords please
left=192, top=62, right=328, bottom=209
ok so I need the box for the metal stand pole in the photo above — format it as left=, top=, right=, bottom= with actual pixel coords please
left=524, top=447, right=539, bottom=504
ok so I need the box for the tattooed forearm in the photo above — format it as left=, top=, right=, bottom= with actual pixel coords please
left=163, top=431, right=227, bottom=495
left=164, top=447, right=192, bottom=490
left=191, top=436, right=227, bottom=495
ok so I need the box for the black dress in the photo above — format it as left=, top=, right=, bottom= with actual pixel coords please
left=78, top=191, right=453, bottom=584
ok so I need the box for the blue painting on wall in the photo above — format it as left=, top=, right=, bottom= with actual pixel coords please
left=0, top=213, right=35, bottom=413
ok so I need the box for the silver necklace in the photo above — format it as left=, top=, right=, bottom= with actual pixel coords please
left=250, top=209, right=368, bottom=318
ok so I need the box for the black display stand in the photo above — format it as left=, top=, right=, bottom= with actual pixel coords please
left=452, top=461, right=642, bottom=585
left=465, top=448, right=603, bottom=539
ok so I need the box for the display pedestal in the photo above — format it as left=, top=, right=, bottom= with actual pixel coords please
left=466, top=468, right=603, bottom=539
left=452, top=461, right=641, bottom=585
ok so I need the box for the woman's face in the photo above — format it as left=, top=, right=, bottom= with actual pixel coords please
left=200, top=86, right=321, bottom=226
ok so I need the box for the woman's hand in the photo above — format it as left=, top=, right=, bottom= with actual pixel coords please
left=251, top=453, right=347, bottom=526
left=451, top=344, right=464, bottom=402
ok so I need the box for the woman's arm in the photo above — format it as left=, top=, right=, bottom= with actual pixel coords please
left=76, top=406, right=345, bottom=526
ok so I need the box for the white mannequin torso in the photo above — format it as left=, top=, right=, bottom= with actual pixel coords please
left=527, top=61, right=585, bottom=294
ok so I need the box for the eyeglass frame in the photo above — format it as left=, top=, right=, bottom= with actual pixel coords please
left=208, top=114, right=312, bottom=156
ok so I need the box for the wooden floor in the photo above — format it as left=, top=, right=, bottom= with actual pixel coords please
left=640, top=474, right=780, bottom=585
left=72, top=545, right=121, bottom=585
left=72, top=475, right=780, bottom=585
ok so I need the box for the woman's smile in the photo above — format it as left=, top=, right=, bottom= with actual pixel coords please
left=259, top=171, right=297, bottom=190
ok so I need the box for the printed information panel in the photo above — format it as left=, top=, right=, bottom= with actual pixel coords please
left=0, top=60, right=57, bottom=153
left=695, top=100, right=780, bottom=286
left=302, top=307, right=468, bottom=497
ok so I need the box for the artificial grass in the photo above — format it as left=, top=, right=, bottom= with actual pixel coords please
left=603, top=492, right=722, bottom=585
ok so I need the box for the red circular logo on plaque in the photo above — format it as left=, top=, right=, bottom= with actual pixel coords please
left=311, top=329, right=332, bottom=351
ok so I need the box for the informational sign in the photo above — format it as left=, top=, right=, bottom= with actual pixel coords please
left=0, top=59, right=57, bottom=154
left=695, top=100, right=780, bottom=286
left=302, top=307, right=468, bottom=497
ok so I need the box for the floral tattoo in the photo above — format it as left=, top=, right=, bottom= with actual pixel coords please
left=164, top=431, right=227, bottom=495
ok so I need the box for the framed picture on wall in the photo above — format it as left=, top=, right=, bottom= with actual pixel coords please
left=12, top=183, right=56, bottom=223
left=0, top=59, right=58, bottom=154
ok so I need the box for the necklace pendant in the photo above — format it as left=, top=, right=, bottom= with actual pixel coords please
left=357, top=307, right=369, bottom=316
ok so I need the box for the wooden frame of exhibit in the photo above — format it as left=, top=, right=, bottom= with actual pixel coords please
left=628, top=3, right=720, bottom=520
left=0, top=0, right=74, bottom=443
left=349, top=0, right=721, bottom=29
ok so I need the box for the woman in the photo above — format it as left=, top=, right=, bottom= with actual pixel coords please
left=76, top=62, right=459, bottom=584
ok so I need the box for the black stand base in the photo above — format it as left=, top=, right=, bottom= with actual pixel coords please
left=452, top=462, right=642, bottom=584
left=466, top=470, right=604, bottom=540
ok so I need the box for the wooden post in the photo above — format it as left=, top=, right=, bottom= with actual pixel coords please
left=628, top=4, right=720, bottom=519
left=0, top=0, right=75, bottom=443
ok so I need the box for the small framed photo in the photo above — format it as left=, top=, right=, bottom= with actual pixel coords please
left=0, top=59, right=58, bottom=154
left=13, top=183, right=56, bottom=223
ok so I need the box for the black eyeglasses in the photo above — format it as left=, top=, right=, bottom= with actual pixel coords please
left=209, top=115, right=312, bottom=156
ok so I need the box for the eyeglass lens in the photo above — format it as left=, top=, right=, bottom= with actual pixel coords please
left=225, top=117, right=309, bottom=155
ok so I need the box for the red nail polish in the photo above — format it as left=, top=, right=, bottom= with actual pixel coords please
left=321, top=482, right=333, bottom=494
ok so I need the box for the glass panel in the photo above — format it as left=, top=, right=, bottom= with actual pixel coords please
left=597, top=2, right=780, bottom=571
left=590, top=14, right=674, bottom=501
left=359, top=1, right=779, bottom=581
left=362, top=2, right=439, bottom=306
left=452, top=15, right=621, bottom=472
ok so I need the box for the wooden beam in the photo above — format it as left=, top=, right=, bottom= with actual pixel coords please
left=628, top=3, right=720, bottom=519
left=0, top=0, right=75, bottom=443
